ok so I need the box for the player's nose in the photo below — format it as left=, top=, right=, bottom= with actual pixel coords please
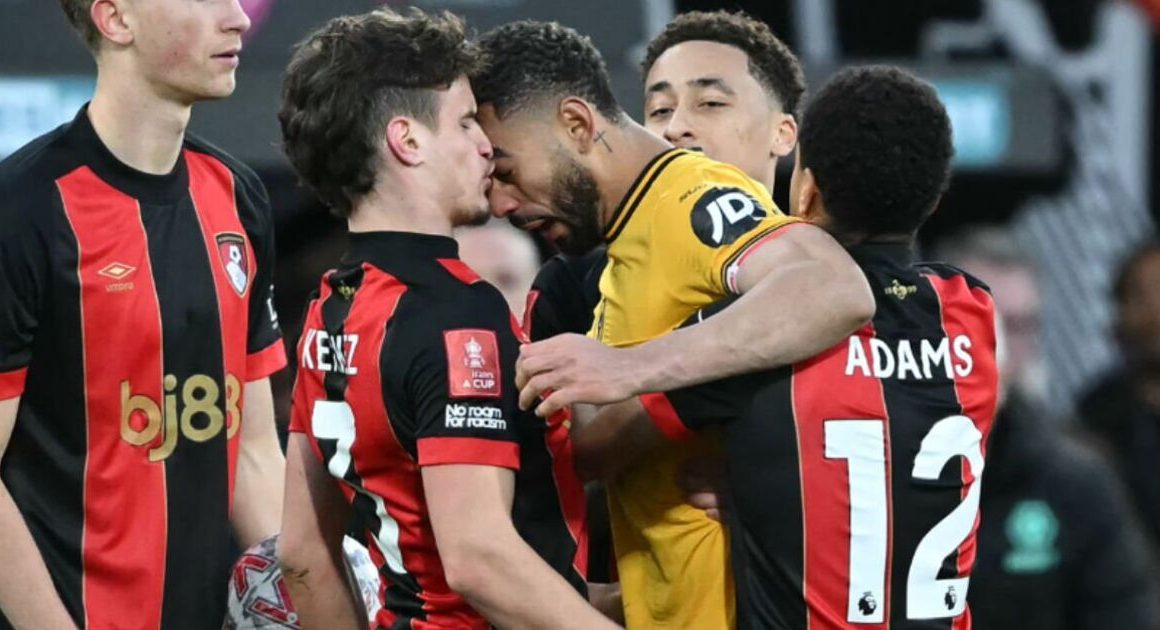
left=488, top=184, right=520, bottom=218
left=223, top=0, right=252, bottom=34
left=663, top=109, right=696, bottom=145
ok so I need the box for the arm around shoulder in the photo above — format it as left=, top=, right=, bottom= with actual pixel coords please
left=632, top=223, right=874, bottom=392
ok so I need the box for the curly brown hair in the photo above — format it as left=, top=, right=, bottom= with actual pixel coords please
left=278, top=8, right=480, bottom=218
left=642, top=10, right=806, bottom=117
left=58, top=0, right=100, bottom=50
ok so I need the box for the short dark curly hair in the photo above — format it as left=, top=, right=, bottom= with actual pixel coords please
left=642, top=11, right=806, bottom=118
left=278, top=9, right=479, bottom=218
left=799, top=65, right=954, bottom=239
left=471, top=21, right=622, bottom=121
left=58, top=0, right=100, bottom=51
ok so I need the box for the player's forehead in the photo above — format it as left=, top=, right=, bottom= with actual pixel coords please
left=476, top=103, right=540, bottom=160
left=439, top=76, right=476, bottom=115
left=645, top=40, right=762, bottom=97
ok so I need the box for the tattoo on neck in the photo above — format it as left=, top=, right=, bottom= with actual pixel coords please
left=595, top=130, right=613, bottom=153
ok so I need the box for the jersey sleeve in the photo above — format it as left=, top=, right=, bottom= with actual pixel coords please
left=401, top=284, right=523, bottom=470
left=237, top=171, right=286, bottom=381
left=0, top=194, right=46, bottom=400
left=660, top=164, right=802, bottom=296
left=287, top=290, right=324, bottom=435
left=640, top=373, right=759, bottom=441
left=637, top=295, right=763, bottom=440
left=523, top=248, right=606, bottom=341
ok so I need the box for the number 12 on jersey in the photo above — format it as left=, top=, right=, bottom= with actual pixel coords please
left=824, top=415, right=985, bottom=623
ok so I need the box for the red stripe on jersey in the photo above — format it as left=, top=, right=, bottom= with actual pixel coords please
left=792, top=323, right=892, bottom=630
left=542, top=406, right=590, bottom=579
left=437, top=258, right=483, bottom=285
left=506, top=315, right=588, bottom=578
left=522, top=289, right=541, bottom=337
left=0, top=367, right=27, bottom=400
left=417, top=437, right=520, bottom=469
left=640, top=393, right=696, bottom=442
left=58, top=167, right=167, bottom=628
left=343, top=266, right=484, bottom=628
left=925, top=274, right=997, bottom=630
left=247, top=339, right=288, bottom=381
left=288, top=279, right=332, bottom=435
left=725, top=221, right=807, bottom=293
left=187, top=151, right=254, bottom=511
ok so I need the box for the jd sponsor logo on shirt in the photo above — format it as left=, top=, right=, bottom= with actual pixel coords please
left=690, top=187, right=767, bottom=247
left=1003, top=499, right=1060, bottom=573
left=445, top=404, right=507, bottom=430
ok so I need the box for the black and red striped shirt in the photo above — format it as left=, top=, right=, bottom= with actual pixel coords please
left=641, top=243, right=998, bottom=630
left=0, top=107, right=286, bottom=628
left=288, top=231, right=587, bottom=629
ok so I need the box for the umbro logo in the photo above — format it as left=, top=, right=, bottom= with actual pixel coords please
left=98, top=262, right=136, bottom=280
left=98, top=262, right=137, bottom=292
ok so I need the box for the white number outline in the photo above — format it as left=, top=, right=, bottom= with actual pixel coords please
left=312, top=400, right=408, bottom=576
left=825, top=415, right=984, bottom=622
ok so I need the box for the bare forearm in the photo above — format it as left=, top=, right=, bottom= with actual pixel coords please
left=280, top=555, right=362, bottom=630
left=278, top=434, right=360, bottom=629
left=232, top=440, right=284, bottom=547
left=453, top=534, right=619, bottom=629
left=571, top=400, right=658, bottom=481
left=631, top=259, right=872, bottom=392
left=233, top=379, right=285, bottom=548
left=0, top=484, right=76, bottom=629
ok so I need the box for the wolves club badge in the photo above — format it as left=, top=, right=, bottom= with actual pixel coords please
left=216, top=233, right=250, bottom=297
left=444, top=329, right=501, bottom=398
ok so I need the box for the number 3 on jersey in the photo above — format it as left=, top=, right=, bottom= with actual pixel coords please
left=311, top=400, right=408, bottom=576
left=825, top=415, right=984, bottom=622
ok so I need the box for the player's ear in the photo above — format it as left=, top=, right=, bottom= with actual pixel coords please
left=385, top=117, right=425, bottom=168
left=92, top=0, right=133, bottom=47
left=558, top=97, right=599, bottom=155
left=796, top=166, right=822, bottom=222
left=770, top=113, right=797, bottom=159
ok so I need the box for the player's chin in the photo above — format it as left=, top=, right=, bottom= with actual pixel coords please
left=456, top=203, right=493, bottom=228
left=199, top=75, right=238, bottom=100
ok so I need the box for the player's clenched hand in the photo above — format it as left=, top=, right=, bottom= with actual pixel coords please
left=516, top=334, right=642, bottom=417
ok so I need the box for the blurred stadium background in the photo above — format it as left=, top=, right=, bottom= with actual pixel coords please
left=4, top=0, right=1160, bottom=619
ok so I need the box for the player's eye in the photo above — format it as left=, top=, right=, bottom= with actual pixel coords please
left=648, top=107, right=673, bottom=119
left=700, top=101, right=728, bottom=109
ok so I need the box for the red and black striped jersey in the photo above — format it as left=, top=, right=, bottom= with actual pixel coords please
left=0, top=107, right=286, bottom=628
left=641, top=243, right=998, bottom=630
left=522, top=247, right=606, bottom=341
left=288, top=231, right=587, bottom=629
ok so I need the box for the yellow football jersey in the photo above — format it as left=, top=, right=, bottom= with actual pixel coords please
left=589, top=148, right=799, bottom=628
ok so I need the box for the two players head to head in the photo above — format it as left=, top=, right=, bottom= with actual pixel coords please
left=473, top=16, right=955, bottom=251
left=278, top=7, right=953, bottom=250
left=471, top=12, right=807, bottom=256
left=279, top=10, right=494, bottom=232
left=59, top=0, right=250, bottom=105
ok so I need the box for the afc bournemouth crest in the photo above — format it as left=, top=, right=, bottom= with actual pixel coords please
left=216, top=233, right=250, bottom=297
